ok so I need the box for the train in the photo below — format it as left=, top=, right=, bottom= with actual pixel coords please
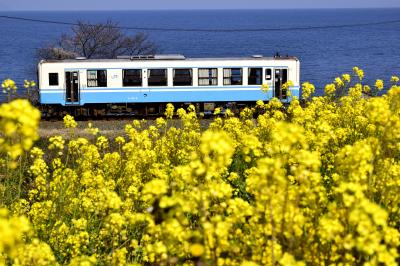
left=37, top=54, right=300, bottom=117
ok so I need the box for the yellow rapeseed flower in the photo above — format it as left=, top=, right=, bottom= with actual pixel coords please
left=375, top=79, right=384, bottom=91
left=324, top=83, right=336, bottom=95
left=0, top=99, right=40, bottom=162
left=86, top=122, right=99, bottom=136
left=261, top=83, right=270, bottom=93
left=3, top=70, right=400, bottom=266
left=214, top=107, right=221, bottom=115
left=190, top=243, right=204, bottom=257
left=391, top=76, right=399, bottom=84
left=23, top=80, right=36, bottom=88
left=63, top=114, right=77, bottom=128
left=164, top=103, right=174, bottom=119
left=334, top=77, right=344, bottom=87
left=1, top=78, right=17, bottom=93
left=352, top=67, right=364, bottom=81
left=342, top=74, right=351, bottom=83
left=301, top=82, right=315, bottom=100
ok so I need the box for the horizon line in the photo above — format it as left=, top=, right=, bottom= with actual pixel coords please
left=2, top=7, right=400, bottom=12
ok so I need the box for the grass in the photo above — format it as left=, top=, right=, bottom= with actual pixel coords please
left=38, top=119, right=130, bottom=139
left=38, top=117, right=214, bottom=139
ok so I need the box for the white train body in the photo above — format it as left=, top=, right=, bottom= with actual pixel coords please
left=38, top=55, right=300, bottom=107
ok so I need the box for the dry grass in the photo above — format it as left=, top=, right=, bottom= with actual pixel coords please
left=39, top=119, right=131, bottom=139
left=38, top=118, right=213, bottom=140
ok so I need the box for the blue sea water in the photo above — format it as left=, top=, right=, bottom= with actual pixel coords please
left=0, top=9, right=399, bottom=101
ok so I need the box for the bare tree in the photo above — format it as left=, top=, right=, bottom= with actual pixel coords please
left=37, top=20, right=158, bottom=60
left=37, top=46, right=79, bottom=60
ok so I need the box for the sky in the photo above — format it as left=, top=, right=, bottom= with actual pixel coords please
left=1, top=0, right=400, bottom=11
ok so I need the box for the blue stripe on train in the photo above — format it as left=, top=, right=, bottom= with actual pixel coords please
left=40, top=87, right=300, bottom=105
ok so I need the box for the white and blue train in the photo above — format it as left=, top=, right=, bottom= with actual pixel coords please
left=38, top=54, right=300, bottom=116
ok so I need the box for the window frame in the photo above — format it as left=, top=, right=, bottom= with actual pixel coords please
left=173, top=68, right=193, bottom=86
left=48, top=73, right=59, bottom=86
left=148, top=68, right=168, bottom=87
left=87, top=70, right=107, bottom=87
left=248, top=68, right=263, bottom=85
left=223, top=68, right=242, bottom=86
left=198, top=68, right=218, bottom=86
left=122, top=69, right=142, bottom=87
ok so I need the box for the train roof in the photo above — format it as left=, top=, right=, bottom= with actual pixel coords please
left=40, top=54, right=299, bottom=63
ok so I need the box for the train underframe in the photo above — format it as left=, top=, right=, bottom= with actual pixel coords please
left=39, top=101, right=259, bottom=120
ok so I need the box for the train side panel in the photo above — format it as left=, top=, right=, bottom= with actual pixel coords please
left=38, top=57, right=300, bottom=106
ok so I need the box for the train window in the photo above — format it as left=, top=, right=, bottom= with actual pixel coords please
left=265, top=68, right=272, bottom=80
left=248, top=68, right=262, bottom=85
left=87, top=70, right=107, bottom=87
left=123, top=69, right=142, bottom=87
left=49, top=73, right=59, bottom=86
left=198, top=68, right=218, bottom=86
left=223, top=68, right=242, bottom=85
left=148, top=69, right=167, bottom=86
left=173, top=68, right=192, bottom=86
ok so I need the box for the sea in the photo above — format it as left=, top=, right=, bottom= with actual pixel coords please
left=0, top=8, right=399, bottom=101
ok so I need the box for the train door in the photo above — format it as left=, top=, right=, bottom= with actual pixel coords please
left=274, top=68, right=288, bottom=99
left=65, top=71, right=80, bottom=104
left=264, top=68, right=273, bottom=90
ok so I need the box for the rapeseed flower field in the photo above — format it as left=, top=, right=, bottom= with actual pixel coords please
left=1, top=68, right=400, bottom=265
